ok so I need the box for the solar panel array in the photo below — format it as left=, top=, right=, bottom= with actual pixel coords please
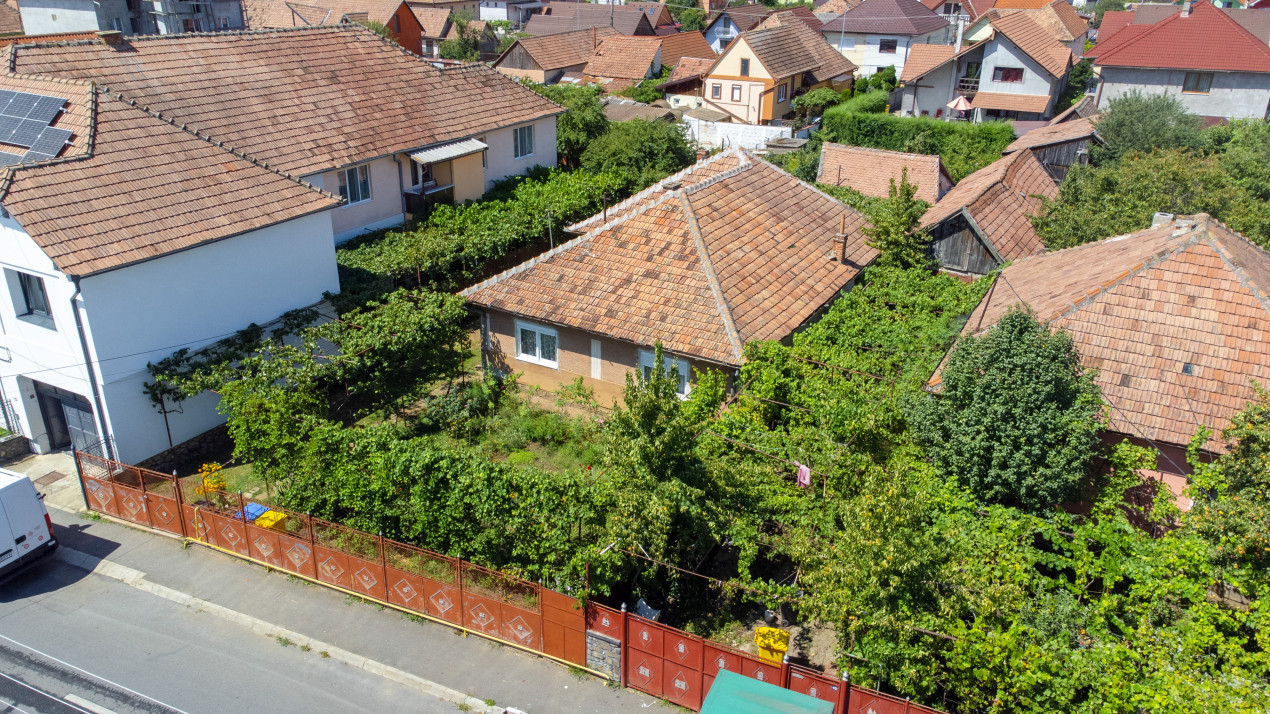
left=0, top=90, right=71, bottom=165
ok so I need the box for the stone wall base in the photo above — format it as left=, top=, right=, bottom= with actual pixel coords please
left=137, top=424, right=232, bottom=474
left=0, top=433, right=31, bottom=463
left=586, top=631, right=621, bottom=681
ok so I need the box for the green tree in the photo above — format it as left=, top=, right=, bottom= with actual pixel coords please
left=580, top=119, right=696, bottom=188
left=862, top=168, right=932, bottom=269
left=866, top=66, right=897, bottom=93
left=1092, top=91, right=1203, bottom=164
left=1053, top=58, right=1092, bottom=113
left=907, top=307, right=1105, bottom=512
left=1091, top=0, right=1126, bottom=26
left=665, top=0, right=706, bottom=30
left=363, top=20, right=395, bottom=40
left=793, top=87, right=845, bottom=118
left=530, top=84, right=609, bottom=166
left=438, top=10, right=480, bottom=61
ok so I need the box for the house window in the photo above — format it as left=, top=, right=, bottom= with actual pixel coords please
left=878, top=39, right=897, bottom=54
left=777, top=82, right=788, bottom=103
left=338, top=164, right=372, bottom=204
left=514, top=124, right=534, bottom=159
left=1183, top=72, right=1213, bottom=94
left=218, top=16, right=229, bottom=28
left=720, top=15, right=731, bottom=31
left=711, top=83, right=722, bottom=99
left=731, top=84, right=741, bottom=102
left=410, top=160, right=434, bottom=188
left=943, top=2, right=961, bottom=15
left=391, top=16, right=400, bottom=33
left=516, top=321, right=558, bottom=368
left=17, top=272, right=51, bottom=318
left=639, top=349, right=690, bottom=398
left=992, top=67, right=1024, bottom=83
left=109, top=18, right=123, bottom=31
left=183, top=19, right=196, bottom=32
left=740, top=58, right=750, bottom=77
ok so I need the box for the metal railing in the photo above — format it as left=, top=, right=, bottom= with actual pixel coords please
left=956, top=77, right=979, bottom=93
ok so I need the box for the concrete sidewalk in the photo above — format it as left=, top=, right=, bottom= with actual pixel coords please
left=43, top=507, right=656, bottom=713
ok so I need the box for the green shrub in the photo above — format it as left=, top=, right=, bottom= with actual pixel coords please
left=507, top=450, right=538, bottom=465
left=819, top=111, right=1016, bottom=181
left=833, top=89, right=889, bottom=115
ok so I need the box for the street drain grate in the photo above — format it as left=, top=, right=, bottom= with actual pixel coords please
left=36, top=471, right=67, bottom=486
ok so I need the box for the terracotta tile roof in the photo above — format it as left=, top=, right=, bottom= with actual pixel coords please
left=817, top=143, right=949, bottom=205
left=922, top=0, right=994, bottom=22
left=1004, top=115, right=1098, bottom=152
left=526, top=6, right=654, bottom=36
left=922, top=149, right=1057, bottom=262
left=584, top=35, right=661, bottom=79
left=465, top=155, right=876, bottom=366
left=953, top=215, right=1270, bottom=451
left=969, top=91, right=1052, bottom=113
left=0, top=32, right=100, bottom=48
left=740, top=20, right=856, bottom=83
left=989, top=11, right=1073, bottom=77
left=11, top=27, right=564, bottom=178
left=443, top=18, right=488, bottom=40
left=813, top=0, right=861, bottom=15
left=601, top=98, right=675, bottom=121
left=755, top=6, right=825, bottom=33
left=899, top=43, right=955, bottom=82
left=1093, top=2, right=1270, bottom=72
left=658, top=30, right=714, bottom=66
left=504, top=27, right=618, bottom=71
left=0, top=0, right=21, bottom=34
left=245, top=0, right=409, bottom=27
left=0, top=74, right=339, bottom=277
left=992, top=0, right=1052, bottom=9
left=409, top=5, right=451, bottom=37
left=661, top=56, right=715, bottom=89
left=1096, top=10, right=1134, bottom=45
left=991, top=3, right=1088, bottom=45
left=706, top=5, right=771, bottom=35
left=1048, top=94, right=1095, bottom=124
left=625, top=2, right=675, bottom=28
left=821, top=0, right=947, bottom=36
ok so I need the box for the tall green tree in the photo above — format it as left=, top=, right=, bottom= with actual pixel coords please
left=907, top=307, right=1105, bottom=511
left=580, top=119, right=696, bottom=187
left=530, top=84, right=609, bottom=166
left=1092, top=91, right=1203, bottom=164
left=862, top=168, right=932, bottom=269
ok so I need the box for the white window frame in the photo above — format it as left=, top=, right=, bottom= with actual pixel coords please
left=777, top=83, right=788, bottom=103
left=338, top=164, right=372, bottom=205
left=639, top=349, right=691, bottom=399
left=731, top=84, right=741, bottom=102
left=515, top=320, right=558, bottom=368
left=513, top=124, right=534, bottom=159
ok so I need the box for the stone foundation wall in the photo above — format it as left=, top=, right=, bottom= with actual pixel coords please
left=586, top=631, right=621, bottom=680
left=0, top=433, right=30, bottom=462
left=136, top=424, right=232, bottom=474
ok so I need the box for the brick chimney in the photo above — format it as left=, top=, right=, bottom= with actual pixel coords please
left=695, top=148, right=708, bottom=162
left=832, top=214, right=849, bottom=262
left=97, top=30, right=124, bottom=46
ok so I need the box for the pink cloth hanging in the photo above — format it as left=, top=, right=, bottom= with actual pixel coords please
left=795, top=462, right=812, bottom=488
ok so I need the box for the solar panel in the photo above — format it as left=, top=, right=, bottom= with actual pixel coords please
left=0, top=115, right=21, bottom=144
left=27, top=127, right=71, bottom=157
left=10, top=119, right=48, bottom=148
left=0, top=91, right=16, bottom=114
left=26, top=95, right=64, bottom=124
left=20, top=151, right=52, bottom=163
left=0, top=152, right=23, bottom=166
left=2, top=92, right=37, bottom=119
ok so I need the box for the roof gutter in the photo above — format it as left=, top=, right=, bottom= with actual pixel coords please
left=69, top=276, right=114, bottom=461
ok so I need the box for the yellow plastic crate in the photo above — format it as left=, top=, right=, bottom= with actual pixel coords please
left=754, top=626, right=790, bottom=664
left=254, top=510, right=288, bottom=531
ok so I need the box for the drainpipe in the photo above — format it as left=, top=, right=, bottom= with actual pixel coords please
left=69, top=277, right=114, bottom=461
left=393, top=154, right=407, bottom=216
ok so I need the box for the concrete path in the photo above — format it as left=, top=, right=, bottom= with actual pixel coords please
left=13, top=482, right=655, bottom=713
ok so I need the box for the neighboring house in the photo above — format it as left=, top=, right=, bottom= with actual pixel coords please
left=1048, top=93, right=1095, bottom=122
left=409, top=0, right=477, bottom=13
left=1002, top=115, right=1100, bottom=180
left=921, top=148, right=1059, bottom=277
left=658, top=29, right=714, bottom=66
left=524, top=4, right=655, bottom=36
left=1091, top=2, right=1270, bottom=121
left=20, top=0, right=245, bottom=34
left=0, top=0, right=22, bottom=34
left=623, top=1, right=676, bottom=33
left=582, top=34, right=662, bottom=90
left=0, top=72, right=341, bottom=465
left=600, top=96, right=676, bottom=121
left=921, top=0, right=995, bottom=25
left=478, top=0, right=541, bottom=26
left=819, top=0, right=952, bottom=77
left=702, top=4, right=769, bottom=52
left=12, top=27, right=562, bottom=244
left=444, top=17, right=499, bottom=59
left=942, top=213, right=1270, bottom=506
left=1098, top=4, right=1270, bottom=47
left=813, top=0, right=861, bottom=17
left=463, top=149, right=877, bottom=403
left=962, top=1, right=1090, bottom=54
left=897, top=12, right=1074, bottom=121
left=412, top=4, right=453, bottom=55
left=817, top=144, right=953, bottom=204
left=660, top=55, right=716, bottom=109
left=244, top=0, right=424, bottom=53
left=493, top=26, right=617, bottom=83
left=702, top=19, right=855, bottom=124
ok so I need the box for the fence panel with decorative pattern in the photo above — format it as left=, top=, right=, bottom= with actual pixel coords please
left=73, top=451, right=943, bottom=714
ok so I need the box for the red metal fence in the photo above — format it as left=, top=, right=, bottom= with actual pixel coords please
left=72, top=452, right=941, bottom=714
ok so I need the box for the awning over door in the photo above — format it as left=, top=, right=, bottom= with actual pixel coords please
left=409, top=138, right=488, bottom=164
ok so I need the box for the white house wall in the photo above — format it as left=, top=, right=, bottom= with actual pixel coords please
left=315, top=156, right=407, bottom=245
left=979, top=36, right=1057, bottom=99
left=18, top=0, right=105, bottom=33
left=480, top=1, right=509, bottom=22
left=482, top=117, right=558, bottom=190
left=1097, top=67, right=1270, bottom=120
left=899, top=61, right=958, bottom=117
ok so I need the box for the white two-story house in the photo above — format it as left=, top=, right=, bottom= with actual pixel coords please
left=0, top=73, right=340, bottom=464
left=13, top=26, right=563, bottom=245
left=820, top=0, right=952, bottom=77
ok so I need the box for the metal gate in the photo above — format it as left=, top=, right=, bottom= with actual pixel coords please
left=625, top=615, right=706, bottom=710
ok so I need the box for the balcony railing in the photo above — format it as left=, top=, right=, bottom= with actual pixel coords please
left=956, top=77, right=980, bottom=94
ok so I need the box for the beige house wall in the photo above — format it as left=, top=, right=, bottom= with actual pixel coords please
left=713, top=37, right=773, bottom=79
left=482, top=309, right=726, bottom=406
left=452, top=151, right=486, bottom=203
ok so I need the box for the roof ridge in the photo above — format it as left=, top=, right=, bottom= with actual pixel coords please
left=679, top=192, right=744, bottom=362
left=821, top=141, right=941, bottom=162
left=1202, top=218, right=1270, bottom=318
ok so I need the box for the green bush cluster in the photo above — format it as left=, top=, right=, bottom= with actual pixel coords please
left=833, top=89, right=889, bottom=115
left=819, top=111, right=1016, bottom=181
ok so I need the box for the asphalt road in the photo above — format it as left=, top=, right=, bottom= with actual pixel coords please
left=0, top=557, right=453, bottom=714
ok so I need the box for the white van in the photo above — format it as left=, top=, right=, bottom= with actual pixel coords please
left=0, top=468, right=57, bottom=578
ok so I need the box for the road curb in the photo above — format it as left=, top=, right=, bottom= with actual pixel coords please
left=52, top=547, right=506, bottom=714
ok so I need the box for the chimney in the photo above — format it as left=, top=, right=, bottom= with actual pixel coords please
left=97, top=30, right=124, bottom=46
left=1151, top=212, right=1175, bottom=228
left=1181, top=0, right=1193, bottom=17
left=832, top=214, right=849, bottom=262
left=695, top=148, right=707, bottom=162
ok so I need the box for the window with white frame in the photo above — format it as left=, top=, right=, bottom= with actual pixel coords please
left=514, top=124, right=534, bottom=159
left=516, top=321, right=558, bottom=368
left=338, top=165, right=371, bottom=204
left=410, top=160, right=434, bottom=189
left=639, top=349, right=690, bottom=398
left=777, top=83, right=788, bottom=103
left=731, top=84, right=741, bottom=102
left=6, top=269, right=54, bottom=329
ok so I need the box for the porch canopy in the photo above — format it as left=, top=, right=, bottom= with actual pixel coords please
left=700, top=670, right=835, bottom=714
left=968, top=92, right=1051, bottom=114
left=409, top=137, right=488, bottom=164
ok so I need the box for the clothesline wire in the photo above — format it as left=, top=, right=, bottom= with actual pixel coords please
left=700, top=430, right=832, bottom=480
left=615, top=547, right=801, bottom=604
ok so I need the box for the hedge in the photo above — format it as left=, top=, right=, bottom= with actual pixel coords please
left=819, top=111, right=1017, bottom=181
left=834, top=89, right=889, bottom=115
